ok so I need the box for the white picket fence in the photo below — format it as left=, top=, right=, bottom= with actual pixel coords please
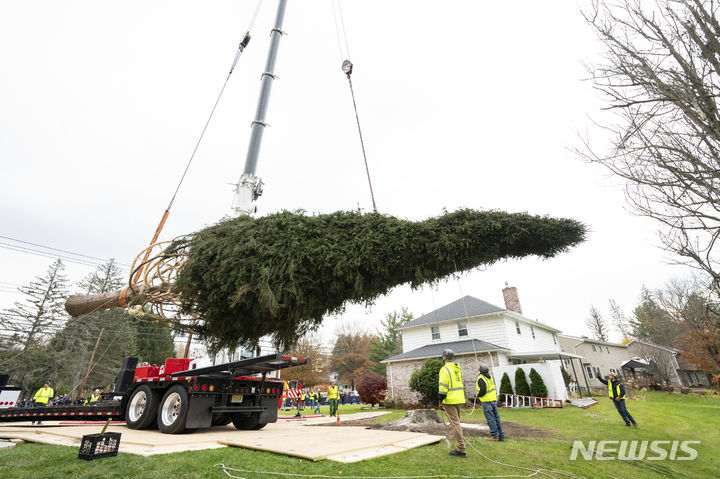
left=503, top=394, right=563, bottom=408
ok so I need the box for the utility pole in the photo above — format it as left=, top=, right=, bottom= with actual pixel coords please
left=232, top=0, right=288, bottom=216
left=76, top=329, right=103, bottom=401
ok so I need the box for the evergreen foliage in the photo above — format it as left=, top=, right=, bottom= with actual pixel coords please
left=514, top=367, right=531, bottom=396
left=170, top=209, right=585, bottom=349
left=0, top=259, right=69, bottom=390
left=409, top=358, right=444, bottom=406
left=529, top=368, right=548, bottom=397
left=131, top=318, right=175, bottom=365
left=368, top=308, right=413, bottom=376
left=43, top=310, right=135, bottom=397
left=356, top=370, right=387, bottom=406
left=499, top=372, right=513, bottom=401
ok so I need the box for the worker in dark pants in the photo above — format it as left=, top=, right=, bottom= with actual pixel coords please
left=476, top=364, right=505, bottom=441
left=598, top=372, right=637, bottom=427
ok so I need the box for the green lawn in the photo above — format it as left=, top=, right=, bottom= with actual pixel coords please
left=1, top=392, right=717, bottom=479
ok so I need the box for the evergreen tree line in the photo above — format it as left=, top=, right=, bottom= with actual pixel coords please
left=0, top=259, right=176, bottom=400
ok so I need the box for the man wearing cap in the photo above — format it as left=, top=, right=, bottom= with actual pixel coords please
left=598, top=371, right=637, bottom=427
left=438, top=349, right=467, bottom=457
left=477, top=364, right=505, bottom=441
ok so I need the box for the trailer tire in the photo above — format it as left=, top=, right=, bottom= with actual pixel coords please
left=158, top=385, right=189, bottom=434
left=232, top=412, right=267, bottom=430
left=126, top=385, right=160, bottom=430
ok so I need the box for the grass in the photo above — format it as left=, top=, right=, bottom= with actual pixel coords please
left=1, top=392, right=718, bottom=479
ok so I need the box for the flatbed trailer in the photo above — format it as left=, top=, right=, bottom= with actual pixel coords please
left=0, top=353, right=309, bottom=434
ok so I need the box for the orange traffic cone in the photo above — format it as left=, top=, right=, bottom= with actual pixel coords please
left=336, top=410, right=341, bottom=426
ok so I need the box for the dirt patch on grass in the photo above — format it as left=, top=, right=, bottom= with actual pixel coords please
left=334, top=416, right=561, bottom=439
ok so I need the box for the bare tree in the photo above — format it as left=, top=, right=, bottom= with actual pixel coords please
left=586, top=305, right=611, bottom=341
left=287, top=333, right=329, bottom=388
left=609, top=299, right=632, bottom=343
left=581, top=0, right=720, bottom=292
left=633, top=341, right=679, bottom=386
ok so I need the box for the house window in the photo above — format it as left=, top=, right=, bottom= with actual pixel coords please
left=457, top=321, right=468, bottom=337
left=431, top=326, right=440, bottom=341
left=515, top=321, right=521, bottom=334
left=591, top=344, right=597, bottom=352
left=607, top=347, right=610, bottom=354
left=530, top=326, right=536, bottom=339
left=586, top=366, right=594, bottom=379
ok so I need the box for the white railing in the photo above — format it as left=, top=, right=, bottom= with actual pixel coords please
left=503, top=394, right=563, bottom=408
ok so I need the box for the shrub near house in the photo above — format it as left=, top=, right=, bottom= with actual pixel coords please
left=529, top=368, right=548, bottom=397
left=409, top=358, right=443, bottom=405
left=499, top=372, right=513, bottom=402
left=515, top=367, right=531, bottom=396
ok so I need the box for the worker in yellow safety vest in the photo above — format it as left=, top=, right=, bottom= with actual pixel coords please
left=84, top=389, right=101, bottom=405
left=33, top=381, right=54, bottom=406
left=327, top=381, right=339, bottom=417
left=32, top=381, right=54, bottom=425
left=476, top=364, right=505, bottom=441
left=597, top=371, right=637, bottom=427
left=438, top=349, right=466, bottom=457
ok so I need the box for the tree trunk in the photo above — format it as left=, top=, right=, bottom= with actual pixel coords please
left=64, top=284, right=170, bottom=317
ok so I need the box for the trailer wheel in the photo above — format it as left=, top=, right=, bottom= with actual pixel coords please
left=126, top=385, right=160, bottom=430
left=232, top=412, right=267, bottom=430
left=158, top=385, right=189, bottom=434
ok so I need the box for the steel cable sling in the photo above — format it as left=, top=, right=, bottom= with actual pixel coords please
left=332, top=0, right=378, bottom=213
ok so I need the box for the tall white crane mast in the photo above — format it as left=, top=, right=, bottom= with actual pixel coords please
left=232, top=0, right=288, bottom=216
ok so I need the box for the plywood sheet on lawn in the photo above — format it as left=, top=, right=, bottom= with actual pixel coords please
left=0, top=412, right=441, bottom=461
left=221, top=427, right=444, bottom=461
left=325, top=434, right=445, bottom=463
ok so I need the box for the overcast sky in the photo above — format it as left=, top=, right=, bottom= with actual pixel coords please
left=0, top=1, right=694, bottom=347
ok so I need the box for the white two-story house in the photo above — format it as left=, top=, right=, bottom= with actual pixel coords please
left=383, top=286, right=578, bottom=402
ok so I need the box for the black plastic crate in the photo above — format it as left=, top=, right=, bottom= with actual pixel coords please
left=77, top=432, right=121, bottom=460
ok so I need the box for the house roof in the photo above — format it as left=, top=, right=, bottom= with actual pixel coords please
left=621, top=357, right=650, bottom=369
left=399, top=295, right=562, bottom=333
left=557, top=334, right=627, bottom=348
left=398, top=296, right=504, bottom=330
left=627, top=339, right=678, bottom=353
left=382, top=338, right=507, bottom=363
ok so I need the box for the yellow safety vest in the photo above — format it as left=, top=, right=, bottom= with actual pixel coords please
left=607, top=380, right=624, bottom=400
left=84, top=393, right=101, bottom=405
left=33, top=386, right=54, bottom=404
left=438, top=362, right=466, bottom=404
left=327, top=386, right=339, bottom=399
left=476, top=374, right=497, bottom=402
left=301, top=393, right=306, bottom=401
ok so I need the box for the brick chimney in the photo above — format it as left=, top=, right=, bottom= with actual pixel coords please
left=502, top=283, right=523, bottom=314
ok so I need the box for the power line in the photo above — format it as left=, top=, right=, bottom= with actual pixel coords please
left=0, top=243, right=130, bottom=271
left=0, top=235, right=131, bottom=268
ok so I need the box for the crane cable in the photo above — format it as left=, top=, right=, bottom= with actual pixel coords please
left=118, top=1, right=264, bottom=307
left=332, top=0, right=378, bottom=213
